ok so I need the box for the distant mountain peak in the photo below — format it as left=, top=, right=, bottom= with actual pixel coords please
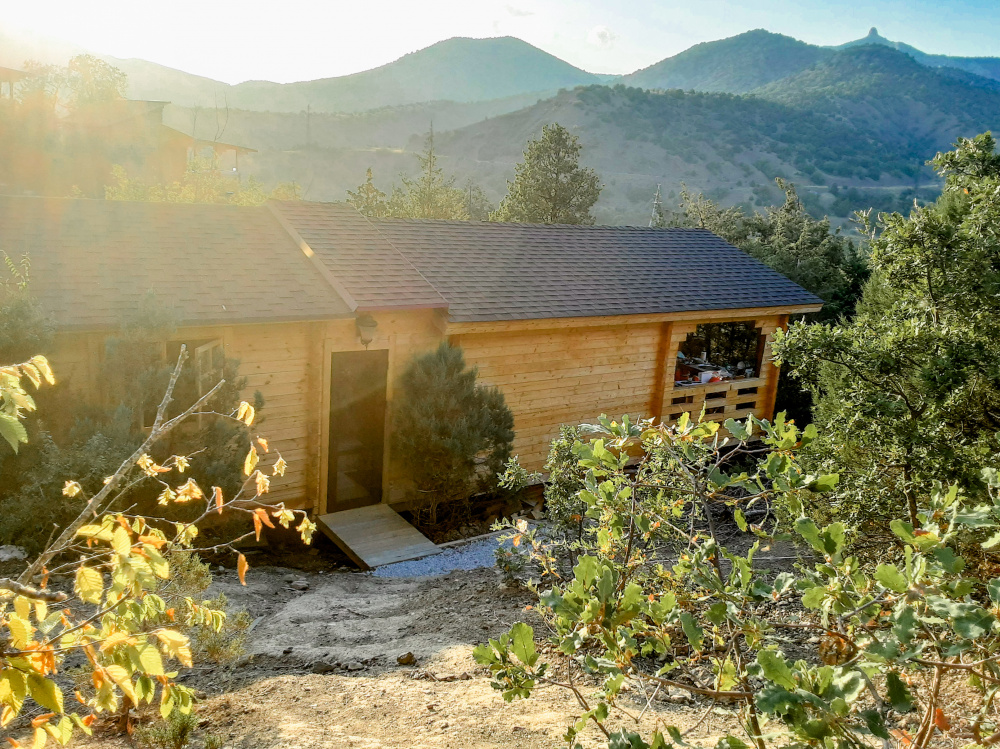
left=867, top=27, right=880, bottom=38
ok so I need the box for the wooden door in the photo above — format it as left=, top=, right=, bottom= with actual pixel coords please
left=327, top=350, right=388, bottom=510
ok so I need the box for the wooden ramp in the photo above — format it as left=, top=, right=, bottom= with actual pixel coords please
left=317, top=504, right=441, bottom=570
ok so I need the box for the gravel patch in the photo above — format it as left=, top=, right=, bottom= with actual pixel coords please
left=373, top=535, right=507, bottom=577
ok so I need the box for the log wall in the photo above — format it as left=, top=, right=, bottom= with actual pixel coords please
left=45, top=308, right=794, bottom=513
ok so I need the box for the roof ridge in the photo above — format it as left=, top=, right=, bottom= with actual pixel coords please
left=346, top=207, right=451, bottom=309
left=266, top=202, right=360, bottom=311
left=370, top=216, right=715, bottom=231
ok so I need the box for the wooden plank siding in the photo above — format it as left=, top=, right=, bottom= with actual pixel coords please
left=452, top=322, right=663, bottom=471
left=43, top=307, right=793, bottom=515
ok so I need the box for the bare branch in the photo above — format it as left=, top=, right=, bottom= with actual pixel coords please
left=0, top=577, right=68, bottom=602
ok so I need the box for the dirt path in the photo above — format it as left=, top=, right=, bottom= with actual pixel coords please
left=63, top=564, right=743, bottom=748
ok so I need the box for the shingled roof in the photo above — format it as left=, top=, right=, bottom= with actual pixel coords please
left=271, top=202, right=446, bottom=312
left=0, top=196, right=352, bottom=329
left=369, top=217, right=824, bottom=322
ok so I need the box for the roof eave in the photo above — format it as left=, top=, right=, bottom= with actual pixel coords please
left=444, top=302, right=824, bottom=334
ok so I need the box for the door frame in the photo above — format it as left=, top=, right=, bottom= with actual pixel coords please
left=318, top=337, right=394, bottom=516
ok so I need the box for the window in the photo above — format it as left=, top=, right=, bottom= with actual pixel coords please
left=143, top=339, right=224, bottom=430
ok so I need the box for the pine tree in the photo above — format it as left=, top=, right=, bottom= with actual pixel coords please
left=393, top=343, right=514, bottom=523
left=346, top=168, right=390, bottom=217
left=491, top=123, right=602, bottom=225
left=387, top=129, right=469, bottom=220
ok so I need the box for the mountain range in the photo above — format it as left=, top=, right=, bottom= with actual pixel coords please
left=2, top=23, right=1000, bottom=223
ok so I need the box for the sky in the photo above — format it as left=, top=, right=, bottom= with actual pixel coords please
left=4, top=0, right=1000, bottom=84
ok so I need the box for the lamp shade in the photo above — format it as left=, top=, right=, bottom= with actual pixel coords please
left=356, top=314, right=378, bottom=346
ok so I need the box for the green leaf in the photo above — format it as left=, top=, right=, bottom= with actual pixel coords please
left=755, top=685, right=800, bottom=714
left=889, top=519, right=917, bottom=543
left=679, top=611, right=704, bottom=652
left=472, top=643, right=499, bottom=666
left=885, top=671, right=913, bottom=713
left=807, top=473, right=839, bottom=493
left=757, top=650, right=796, bottom=690
left=893, top=606, right=919, bottom=644
left=953, top=609, right=995, bottom=640
left=734, top=508, right=748, bottom=533
left=861, top=709, right=890, bottom=739
left=715, top=738, right=751, bottom=749
left=801, top=585, right=827, bottom=609
left=573, top=555, right=600, bottom=587
left=955, top=505, right=995, bottom=528
left=983, top=531, right=1000, bottom=550
left=608, top=729, right=652, bottom=749
left=795, top=517, right=824, bottom=553
left=988, top=579, right=1000, bottom=605
left=932, top=546, right=966, bottom=574
left=134, top=643, right=165, bottom=676
left=705, top=602, right=728, bottom=626
left=0, top=412, right=28, bottom=452
left=874, top=564, right=908, bottom=593
left=27, top=673, right=64, bottom=714
left=509, top=622, right=538, bottom=667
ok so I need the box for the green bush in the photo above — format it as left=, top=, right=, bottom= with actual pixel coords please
left=478, top=410, right=1000, bottom=749
left=0, top=298, right=260, bottom=552
left=393, top=342, right=514, bottom=524
left=134, top=710, right=198, bottom=749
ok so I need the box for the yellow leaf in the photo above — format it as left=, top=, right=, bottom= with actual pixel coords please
left=156, top=486, right=176, bottom=506
left=7, top=615, right=32, bottom=649
left=76, top=524, right=112, bottom=542
left=74, top=567, right=103, bottom=605
left=30, top=728, right=44, bottom=749
left=252, top=512, right=262, bottom=541
left=29, top=356, right=55, bottom=386
left=237, top=401, right=255, bottom=426
left=213, top=486, right=224, bottom=514
left=134, top=643, right=165, bottom=676
left=155, top=630, right=192, bottom=667
left=297, top=517, right=316, bottom=545
left=19, top=364, right=40, bottom=389
left=254, top=472, right=270, bottom=495
left=61, top=482, right=81, bottom=498
left=174, top=479, right=204, bottom=503
left=111, top=527, right=131, bottom=557
left=99, top=632, right=131, bottom=653
left=243, top=446, right=258, bottom=477
left=256, top=436, right=269, bottom=453
left=26, top=674, right=62, bottom=714
left=103, top=665, right=136, bottom=704
left=13, top=596, right=30, bottom=621
left=272, top=457, right=287, bottom=477
left=237, top=554, right=248, bottom=586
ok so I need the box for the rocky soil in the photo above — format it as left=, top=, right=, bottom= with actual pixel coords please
left=63, top=560, right=744, bottom=749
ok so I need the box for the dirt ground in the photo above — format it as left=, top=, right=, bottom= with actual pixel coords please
left=62, top=561, right=744, bottom=749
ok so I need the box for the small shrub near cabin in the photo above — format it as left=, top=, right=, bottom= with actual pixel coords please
left=393, top=343, right=514, bottom=523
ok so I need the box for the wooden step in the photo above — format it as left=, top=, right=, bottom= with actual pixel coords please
left=317, top=504, right=440, bottom=570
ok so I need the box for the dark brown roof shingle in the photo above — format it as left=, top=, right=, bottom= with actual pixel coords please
left=369, top=218, right=824, bottom=322
left=0, top=196, right=352, bottom=329
left=271, top=201, right=446, bottom=311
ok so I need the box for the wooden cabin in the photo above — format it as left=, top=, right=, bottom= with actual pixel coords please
left=0, top=195, right=821, bottom=525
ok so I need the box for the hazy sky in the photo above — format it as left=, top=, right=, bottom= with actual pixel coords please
left=6, top=0, right=1000, bottom=84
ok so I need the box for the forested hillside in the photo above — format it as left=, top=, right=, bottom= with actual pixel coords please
left=6, top=21, right=1000, bottom=224
left=622, top=30, right=832, bottom=93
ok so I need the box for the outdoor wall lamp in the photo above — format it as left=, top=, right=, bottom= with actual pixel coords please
left=356, top=314, right=378, bottom=348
